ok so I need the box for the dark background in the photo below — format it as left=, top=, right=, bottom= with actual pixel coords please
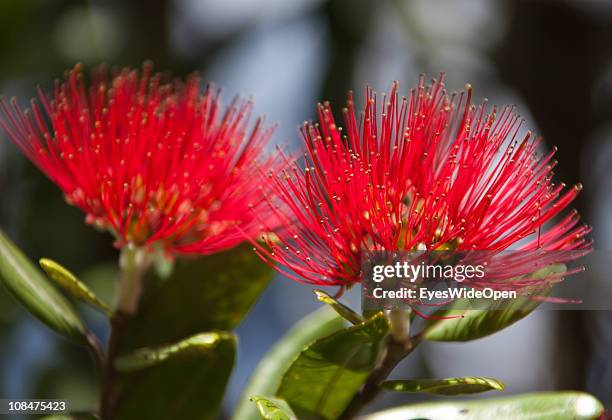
left=0, top=0, right=611, bottom=416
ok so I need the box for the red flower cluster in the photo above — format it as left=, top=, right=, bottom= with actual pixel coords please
left=255, top=75, right=591, bottom=287
left=0, top=64, right=278, bottom=255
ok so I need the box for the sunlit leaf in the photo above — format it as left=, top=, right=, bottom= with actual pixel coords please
left=314, top=289, right=363, bottom=325
left=234, top=306, right=346, bottom=420
left=40, top=258, right=111, bottom=316
left=382, top=376, right=504, bottom=395
left=363, top=391, right=604, bottom=420
left=38, top=414, right=98, bottom=420
left=250, top=396, right=296, bottom=420
left=423, top=264, right=565, bottom=342
left=276, top=313, right=389, bottom=420
left=114, top=331, right=231, bottom=372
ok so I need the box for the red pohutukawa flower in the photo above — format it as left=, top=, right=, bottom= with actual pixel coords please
left=255, top=75, right=591, bottom=288
left=0, top=63, right=279, bottom=255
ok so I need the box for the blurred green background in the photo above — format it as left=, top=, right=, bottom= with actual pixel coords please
left=1, top=0, right=612, bottom=417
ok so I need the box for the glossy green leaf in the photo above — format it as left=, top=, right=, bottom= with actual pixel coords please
left=382, top=377, right=504, bottom=395
left=423, top=264, right=565, bottom=342
left=421, top=296, right=542, bottom=342
left=277, top=312, right=389, bottom=420
left=114, top=331, right=231, bottom=372
left=112, top=244, right=267, bottom=419
left=363, top=391, right=604, bottom=420
left=234, top=306, right=346, bottom=420
left=118, top=243, right=273, bottom=351
left=314, top=289, right=363, bottom=325
left=250, top=396, right=296, bottom=420
left=38, top=417, right=71, bottom=420
left=40, top=258, right=112, bottom=316
left=0, top=229, right=86, bottom=343
left=113, top=332, right=236, bottom=420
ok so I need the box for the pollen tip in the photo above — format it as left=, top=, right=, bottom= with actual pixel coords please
left=575, top=183, right=583, bottom=191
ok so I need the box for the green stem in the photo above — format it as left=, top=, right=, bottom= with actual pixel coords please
left=100, top=245, right=149, bottom=420
left=100, top=315, right=126, bottom=420
left=117, top=245, right=147, bottom=316
left=340, top=310, right=419, bottom=419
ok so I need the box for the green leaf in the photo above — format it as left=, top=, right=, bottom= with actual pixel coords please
left=234, top=306, right=346, bottom=420
left=38, top=417, right=72, bottom=420
left=0, top=229, right=86, bottom=343
left=314, top=289, right=363, bottom=325
left=423, top=264, right=565, bottom=342
left=112, top=244, right=266, bottom=419
left=250, top=396, right=296, bottom=420
left=117, top=243, right=272, bottom=351
left=277, top=312, right=389, bottom=420
left=114, top=331, right=231, bottom=372
left=363, top=391, right=604, bottom=420
left=39, top=258, right=112, bottom=316
left=382, top=377, right=504, bottom=395
left=113, top=331, right=236, bottom=420
left=421, top=299, right=539, bottom=342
